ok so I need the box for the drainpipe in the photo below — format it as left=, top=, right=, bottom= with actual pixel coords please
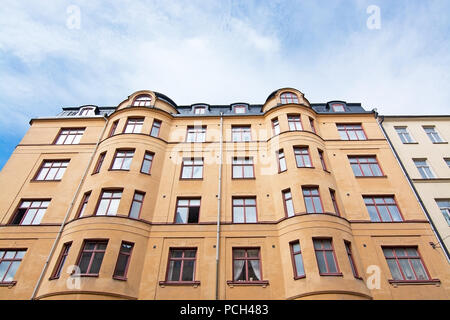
left=30, top=115, right=109, bottom=300
left=215, top=112, right=224, bottom=300
left=377, top=114, right=450, bottom=263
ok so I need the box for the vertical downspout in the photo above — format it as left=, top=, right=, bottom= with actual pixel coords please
left=215, top=112, right=224, bottom=300
left=30, top=115, right=109, bottom=300
left=377, top=114, right=450, bottom=263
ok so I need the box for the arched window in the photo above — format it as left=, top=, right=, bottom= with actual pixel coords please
left=280, top=92, right=299, bottom=104
left=132, top=95, right=152, bottom=107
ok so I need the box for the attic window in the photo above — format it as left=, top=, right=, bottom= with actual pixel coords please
left=331, top=103, right=345, bottom=112
left=194, top=106, right=206, bottom=114
left=280, top=92, right=299, bottom=104
left=233, top=105, right=246, bottom=114
left=133, top=95, right=152, bottom=107
left=78, top=107, right=95, bottom=116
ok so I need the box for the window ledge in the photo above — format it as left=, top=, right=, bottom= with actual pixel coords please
left=388, top=279, right=441, bottom=287
left=355, top=175, right=388, bottom=178
left=74, top=274, right=99, bottom=278
left=296, top=166, right=315, bottom=169
left=432, top=141, right=448, bottom=144
left=293, top=275, right=306, bottom=280
left=0, top=281, right=17, bottom=288
left=159, top=281, right=200, bottom=287
left=30, top=179, right=62, bottom=183
left=402, top=142, right=419, bottom=144
left=113, top=276, right=128, bottom=281
left=319, top=273, right=343, bottom=277
left=226, top=280, right=269, bottom=287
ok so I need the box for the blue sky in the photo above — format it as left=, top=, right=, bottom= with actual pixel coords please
left=1, top=0, right=450, bottom=170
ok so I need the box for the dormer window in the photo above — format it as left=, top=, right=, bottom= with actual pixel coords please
left=280, top=92, right=299, bottom=104
left=331, top=103, right=345, bottom=112
left=194, top=106, right=206, bottom=114
left=133, top=95, right=152, bottom=107
left=233, top=105, right=247, bottom=114
left=78, top=107, right=95, bottom=116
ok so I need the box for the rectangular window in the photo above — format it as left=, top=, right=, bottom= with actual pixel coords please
left=233, top=248, right=262, bottom=282
left=232, top=157, right=254, bottom=179
left=290, top=241, right=305, bottom=278
left=383, top=247, right=430, bottom=281
left=436, top=200, right=450, bottom=226
left=76, top=241, right=107, bottom=276
left=51, top=242, right=72, bottom=279
left=181, top=158, right=203, bottom=179
left=140, top=151, right=154, bottom=174
left=349, top=156, right=383, bottom=177
left=309, top=117, right=316, bottom=134
left=194, top=107, right=206, bottom=114
left=363, top=196, right=403, bottom=222
left=124, top=118, right=144, bottom=134
left=413, top=159, right=435, bottom=179
left=330, top=189, right=340, bottom=216
left=108, top=120, right=119, bottom=138
left=395, top=127, right=414, bottom=143
left=76, top=191, right=91, bottom=218
left=445, top=158, right=450, bottom=168
left=302, top=188, right=323, bottom=213
left=129, top=191, right=144, bottom=219
left=313, top=239, right=340, bottom=275
left=337, top=124, right=367, bottom=140
left=150, top=120, right=161, bottom=137
left=231, top=126, right=251, bottom=142
left=423, top=126, right=444, bottom=143
left=55, top=128, right=84, bottom=145
left=318, top=149, right=327, bottom=171
left=0, top=250, right=26, bottom=284
left=294, top=147, right=312, bottom=168
left=234, top=105, right=246, bottom=114
left=232, top=197, right=257, bottom=223
left=10, top=200, right=50, bottom=225
left=186, top=126, right=206, bottom=143
left=35, top=160, right=69, bottom=181
left=283, top=189, right=295, bottom=217
left=111, top=149, right=134, bottom=170
left=277, top=149, right=287, bottom=172
left=113, top=242, right=134, bottom=280
left=93, top=152, right=106, bottom=174
left=288, top=115, right=303, bottom=131
left=166, top=248, right=197, bottom=282
left=331, top=103, right=345, bottom=112
left=96, top=190, right=122, bottom=216
left=345, top=241, right=359, bottom=278
left=175, top=198, right=200, bottom=224
left=272, top=118, right=280, bottom=135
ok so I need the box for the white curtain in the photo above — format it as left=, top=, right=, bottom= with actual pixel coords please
left=249, top=260, right=261, bottom=280
left=234, top=260, right=245, bottom=281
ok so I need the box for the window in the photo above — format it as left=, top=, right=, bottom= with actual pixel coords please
left=395, top=127, right=414, bottom=143
left=294, top=147, right=312, bottom=168
left=111, top=150, right=134, bottom=170
left=363, top=196, right=403, bottom=222
left=231, top=126, right=251, bottom=142
left=413, top=159, right=435, bottom=179
left=194, top=106, right=206, bottom=114
left=0, top=250, right=26, bottom=284
left=337, top=124, right=367, bottom=140
left=277, top=149, right=287, bottom=172
left=302, top=188, right=323, bottom=213
left=140, top=151, right=154, bottom=174
left=132, top=95, right=152, bottom=107
left=129, top=191, right=144, bottom=219
left=10, top=200, right=49, bottom=225
left=79, top=107, right=94, bottom=116
left=233, top=105, right=246, bottom=114
left=232, top=248, right=262, bottom=282
left=436, top=200, right=450, bottom=226
left=290, top=241, right=305, bottom=278
left=93, top=152, right=106, bottom=174
left=345, top=241, right=359, bottom=278
left=95, top=190, right=122, bottom=216
left=423, top=126, right=444, bottom=143
left=76, top=241, right=107, bottom=276
left=349, top=156, right=383, bottom=177
left=287, top=115, right=303, bottom=131
left=51, top=242, right=71, bottom=279
left=382, top=247, right=430, bottom=281
left=330, top=189, right=340, bottom=216
left=76, top=191, right=91, bottom=218
left=318, top=150, right=327, bottom=171
left=55, top=128, right=84, bottom=145
left=232, top=198, right=257, bottom=223
left=124, top=118, right=144, bottom=134
left=272, top=118, right=280, bottom=135
left=181, top=158, right=203, bottom=179
left=331, top=103, right=345, bottom=112
left=175, top=198, right=200, bottom=224
left=232, top=157, right=254, bottom=179
left=186, top=126, right=206, bottom=143
left=445, top=158, right=450, bottom=168
left=280, top=92, right=299, bottom=104
left=282, top=189, right=295, bottom=217
left=166, top=248, right=197, bottom=282
left=35, top=160, right=69, bottom=181
left=309, top=117, right=316, bottom=134
left=113, top=242, right=134, bottom=280
left=150, top=119, right=161, bottom=137
left=313, top=239, right=340, bottom=275
left=108, top=120, right=118, bottom=138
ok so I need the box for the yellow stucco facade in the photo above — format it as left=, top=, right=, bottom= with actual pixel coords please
left=0, top=89, right=449, bottom=300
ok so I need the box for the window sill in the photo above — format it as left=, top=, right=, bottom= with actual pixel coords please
left=296, top=166, right=315, bottom=169
left=180, top=178, right=203, bottom=181
left=0, top=281, right=17, bottom=288
left=293, top=275, right=306, bottom=280
left=226, top=280, right=269, bottom=287
left=388, top=279, right=441, bottom=287
left=432, top=141, right=448, bottom=144
left=30, top=179, right=62, bottom=183
left=402, top=142, right=418, bottom=144
left=319, top=273, right=343, bottom=277
left=231, top=177, right=256, bottom=180
left=74, top=274, right=99, bottom=278
left=113, top=276, right=128, bottom=281
left=159, top=281, right=200, bottom=287
left=355, top=175, right=388, bottom=178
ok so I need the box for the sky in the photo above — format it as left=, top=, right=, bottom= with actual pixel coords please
left=0, top=0, right=449, bottom=170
